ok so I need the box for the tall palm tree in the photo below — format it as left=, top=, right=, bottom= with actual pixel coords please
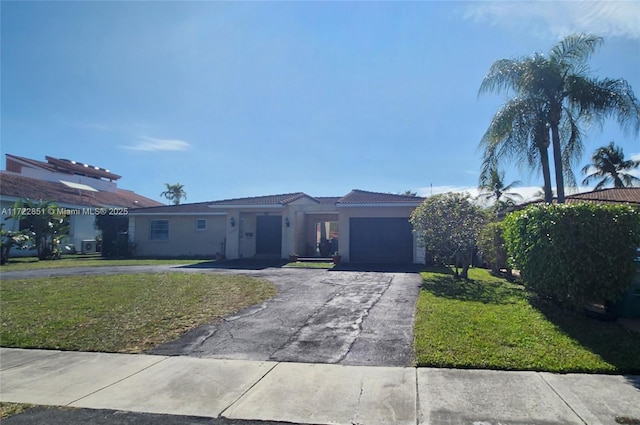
left=160, top=183, right=187, bottom=205
left=480, top=34, right=640, bottom=203
left=479, top=93, right=555, bottom=203
left=582, top=141, right=640, bottom=189
left=478, top=167, right=522, bottom=207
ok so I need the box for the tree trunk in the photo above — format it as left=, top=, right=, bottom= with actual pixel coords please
left=550, top=120, right=565, bottom=203
left=540, top=144, right=553, bottom=203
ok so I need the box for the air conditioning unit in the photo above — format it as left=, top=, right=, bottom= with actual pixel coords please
left=81, top=240, right=97, bottom=254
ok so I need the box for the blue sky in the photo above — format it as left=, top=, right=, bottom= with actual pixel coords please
left=2, top=1, right=639, bottom=204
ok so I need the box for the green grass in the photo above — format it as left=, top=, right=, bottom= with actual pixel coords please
left=0, top=273, right=276, bottom=353
left=284, top=261, right=335, bottom=269
left=415, top=266, right=640, bottom=373
left=0, top=254, right=212, bottom=271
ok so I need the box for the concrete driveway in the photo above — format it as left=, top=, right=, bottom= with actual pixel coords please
left=150, top=267, right=422, bottom=366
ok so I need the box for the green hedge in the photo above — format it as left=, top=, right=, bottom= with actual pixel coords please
left=503, top=203, right=640, bottom=308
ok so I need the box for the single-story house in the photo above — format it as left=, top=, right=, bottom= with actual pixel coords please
left=128, top=190, right=427, bottom=263
left=1, top=154, right=162, bottom=254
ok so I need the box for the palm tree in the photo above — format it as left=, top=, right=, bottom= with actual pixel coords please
left=582, top=141, right=640, bottom=189
left=479, top=92, right=555, bottom=203
left=480, top=34, right=640, bottom=203
left=478, top=167, right=522, bottom=207
left=160, top=183, right=187, bottom=205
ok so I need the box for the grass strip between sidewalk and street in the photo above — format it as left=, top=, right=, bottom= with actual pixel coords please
left=0, top=273, right=276, bottom=353
left=415, top=267, right=640, bottom=374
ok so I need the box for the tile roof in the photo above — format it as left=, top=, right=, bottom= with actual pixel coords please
left=129, top=190, right=426, bottom=214
left=209, top=192, right=310, bottom=206
left=128, top=202, right=220, bottom=214
left=566, top=188, right=640, bottom=205
left=514, top=187, right=640, bottom=211
left=0, top=172, right=161, bottom=208
left=337, top=189, right=425, bottom=205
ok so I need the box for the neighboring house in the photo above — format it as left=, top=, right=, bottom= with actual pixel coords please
left=0, top=154, right=162, bottom=254
left=517, top=187, right=640, bottom=209
left=129, top=190, right=426, bottom=263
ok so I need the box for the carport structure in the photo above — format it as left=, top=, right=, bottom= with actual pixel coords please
left=129, top=189, right=426, bottom=264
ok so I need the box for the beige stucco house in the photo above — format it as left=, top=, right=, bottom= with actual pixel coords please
left=129, top=190, right=426, bottom=263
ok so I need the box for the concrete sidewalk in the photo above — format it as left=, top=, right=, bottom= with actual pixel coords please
left=1, top=348, right=639, bottom=425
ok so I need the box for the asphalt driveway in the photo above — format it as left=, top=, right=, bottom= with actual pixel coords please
left=150, top=267, right=422, bottom=366
left=1, top=265, right=422, bottom=367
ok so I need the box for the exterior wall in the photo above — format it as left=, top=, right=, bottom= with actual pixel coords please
left=132, top=215, right=226, bottom=257
left=15, top=167, right=117, bottom=192
left=1, top=198, right=100, bottom=256
left=337, top=206, right=420, bottom=263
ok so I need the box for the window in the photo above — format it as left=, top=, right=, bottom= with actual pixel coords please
left=150, top=220, right=169, bottom=240
left=196, top=219, right=207, bottom=231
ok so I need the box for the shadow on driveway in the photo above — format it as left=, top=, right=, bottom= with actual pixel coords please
left=331, top=263, right=424, bottom=273
left=178, top=259, right=289, bottom=270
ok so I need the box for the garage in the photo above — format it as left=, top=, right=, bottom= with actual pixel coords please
left=349, top=217, right=413, bottom=263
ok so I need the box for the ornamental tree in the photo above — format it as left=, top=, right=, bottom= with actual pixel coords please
left=410, top=192, right=487, bottom=279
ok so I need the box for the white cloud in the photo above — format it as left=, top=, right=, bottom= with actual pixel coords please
left=464, top=1, right=640, bottom=40
left=123, top=137, right=191, bottom=152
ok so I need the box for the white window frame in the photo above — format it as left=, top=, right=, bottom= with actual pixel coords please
left=196, top=218, right=207, bottom=231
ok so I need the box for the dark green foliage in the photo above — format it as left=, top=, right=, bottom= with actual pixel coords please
left=12, top=199, right=70, bottom=260
left=0, top=225, right=31, bottom=265
left=477, top=221, right=510, bottom=274
left=503, top=203, right=640, bottom=308
left=410, top=192, right=487, bottom=279
left=95, top=215, right=132, bottom=258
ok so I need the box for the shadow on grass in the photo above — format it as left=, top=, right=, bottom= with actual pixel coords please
left=421, top=266, right=526, bottom=305
left=530, top=298, right=640, bottom=375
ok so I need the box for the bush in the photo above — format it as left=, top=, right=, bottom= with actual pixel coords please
left=477, top=221, right=509, bottom=274
left=503, top=203, right=640, bottom=308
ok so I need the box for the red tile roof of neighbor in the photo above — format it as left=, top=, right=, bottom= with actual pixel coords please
left=130, top=190, right=425, bottom=214
left=566, top=188, right=640, bottom=205
left=517, top=187, right=640, bottom=209
left=0, top=172, right=162, bottom=208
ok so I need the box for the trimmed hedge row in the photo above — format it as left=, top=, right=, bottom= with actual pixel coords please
left=503, top=203, right=640, bottom=308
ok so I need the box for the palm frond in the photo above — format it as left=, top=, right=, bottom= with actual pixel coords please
left=550, top=34, right=603, bottom=66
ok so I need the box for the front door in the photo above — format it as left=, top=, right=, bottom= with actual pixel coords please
left=256, top=215, right=282, bottom=256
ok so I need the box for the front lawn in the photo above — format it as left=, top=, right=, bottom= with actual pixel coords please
left=0, top=255, right=212, bottom=271
left=0, top=273, right=276, bottom=353
left=415, top=267, right=640, bottom=373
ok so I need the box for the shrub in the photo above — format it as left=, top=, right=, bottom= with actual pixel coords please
left=503, top=203, right=640, bottom=308
left=477, top=221, right=509, bottom=274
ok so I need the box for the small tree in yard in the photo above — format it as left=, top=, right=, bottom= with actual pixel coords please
left=410, top=192, right=487, bottom=279
left=0, top=224, right=32, bottom=264
left=11, top=199, right=70, bottom=260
